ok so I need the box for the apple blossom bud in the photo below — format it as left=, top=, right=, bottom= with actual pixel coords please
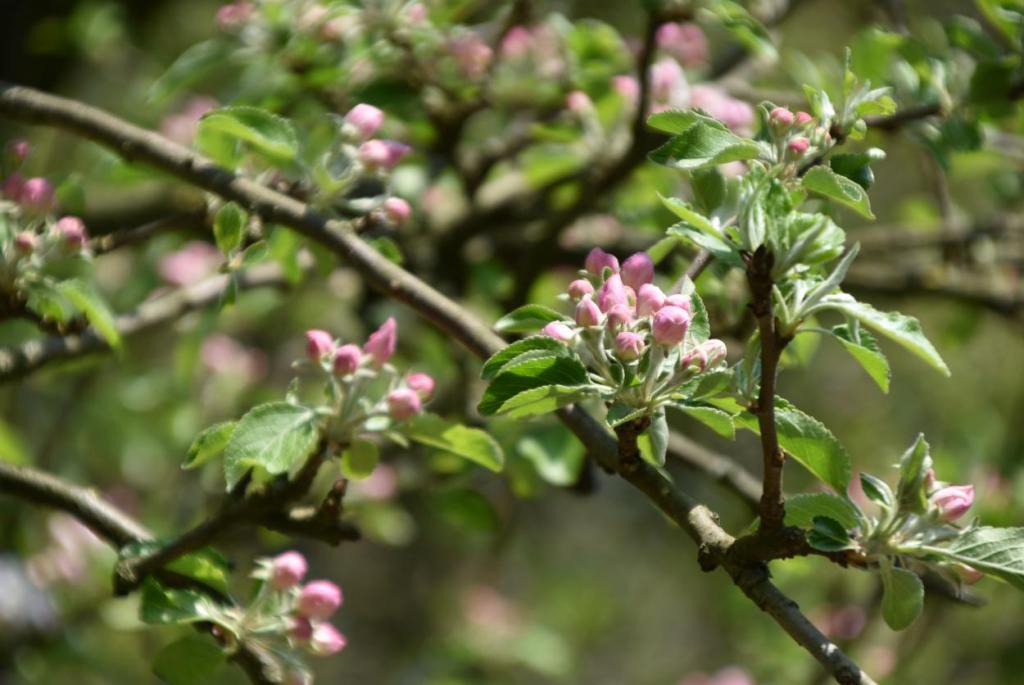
left=270, top=551, right=308, bottom=590
left=357, top=140, right=392, bottom=168
left=343, top=103, right=385, bottom=140
left=387, top=388, right=422, bottom=420
left=954, top=563, right=984, bottom=585
left=575, top=295, right=602, bottom=327
left=614, top=331, right=645, bottom=361
left=605, top=303, right=633, bottom=330
left=383, top=197, right=412, bottom=225
left=297, top=580, right=343, bottom=620
left=310, top=622, right=347, bottom=656
left=566, top=90, right=592, bottom=114
left=501, top=26, right=532, bottom=58
left=381, top=140, right=412, bottom=167
left=567, top=279, right=594, bottom=301
left=19, top=177, right=55, bottom=213
left=795, top=111, right=813, bottom=125
left=450, top=34, right=493, bottom=77
left=664, top=293, right=692, bottom=312
left=541, top=321, right=575, bottom=342
left=55, top=216, right=88, bottom=250
left=612, top=75, right=640, bottom=106
left=788, top=137, right=810, bottom=155
left=597, top=273, right=629, bottom=312
left=636, top=284, right=666, bottom=317
left=364, top=317, right=397, bottom=367
left=699, top=338, right=728, bottom=368
left=305, top=329, right=335, bottom=361
left=620, top=252, right=654, bottom=290
left=931, top=484, right=974, bottom=522
left=770, top=106, right=794, bottom=127
left=584, top=247, right=619, bottom=277
left=6, top=139, right=30, bottom=164
left=216, top=1, right=254, bottom=31
left=406, top=372, right=436, bottom=399
left=655, top=22, right=708, bottom=67
left=290, top=616, right=314, bottom=641
left=652, top=305, right=691, bottom=346
left=333, top=344, right=362, bottom=376
left=13, top=231, right=36, bottom=256
left=2, top=172, right=25, bottom=200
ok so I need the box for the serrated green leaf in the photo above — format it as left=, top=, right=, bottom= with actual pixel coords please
left=860, top=471, right=895, bottom=508
left=784, top=493, right=862, bottom=530
left=153, top=636, right=226, bottom=685
left=830, top=324, right=891, bottom=393
left=478, top=354, right=589, bottom=416
left=497, top=384, right=594, bottom=419
left=667, top=223, right=743, bottom=267
left=240, top=240, right=269, bottom=267
left=481, top=337, right=573, bottom=381
left=672, top=400, right=735, bottom=439
left=198, top=107, right=298, bottom=163
left=183, top=421, right=236, bottom=470
left=937, top=526, right=1024, bottom=590
left=649, top=120, right=761, bottom=171
left=658, top=193, right=718, bottom=235
left=403, top=413, right=504, bottom=471
left=342, top=439, right=380, bottom=479
left=802, top=166, right=875, bottom=219
left=213, top=203, right=245, bottom=255
left=56, top=279, right=121, bottom=349
left=122, top=543, right=231, bottom=596
left=896, top=434, right=932, bottom=514
left=222, top=402, right=320, bottom=490
left=646, top=109, right=710, bottom=135
left=881, top=565, right=924, bottom=630
left=606, top=402, right=647, bottom=428
left=493, top=305, right=570, bottom=334
left=807, top=515, right=856, bottom=551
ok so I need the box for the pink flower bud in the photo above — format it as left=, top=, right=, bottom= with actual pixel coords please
left=332, top=344, right=362, bottom=376
left=584, top=247, right=619, bottom=277
left=343, top=103, right=385, bottom=140
left=387, top=387, right=422, bottom=420
left=450, top=34, right=493, bottom=77
left=795, top=111, right=814, bottom=125
left=2, top=172, right=25, bottom=200
left=290, top=616, right=314, bottom=641
left=19, top=177, right=55, bottom=213
left=575, top=295, right=602, bottom=327
left=655, top=22, right=708, bottom=67
left=770, top=106, right=794, bottom=127
left=6, top=139, right=30, bottom=163
left=605, top=303, right=634, bottom=330
left=650, top=59, right=685, bottom=104
left=406, top=372, right=436, bottom=399
left=382, top=197, right=412, bottom=225
left=567, top=279, right=594, bottom=301
left=652, top=305, right=691, bottom=346
left=310, top=622, right=347, bottom=656
left=364, top=317, right=397, bottom=367
left=357, top=140, right=392, bottom=168
left=381, top=140, right=412, bottom=168
left=216, top=1, right=254, bottom=31
left=566, top=90, right=592, bottom=114
left=699, top=338, right=728, bottom=368
left=305, top=329, right=335, bottom=361
left=55, top=216, right=88, bottom=250
left=636, top=283, right=666, bottom=317
left=270, top=551, right=308, bottom=590
left=954, top=563, right=984, bottom=585
left=620, top=252, right=654, bottom=290
left=501, top=26, right=532, bottom=58
left=930, top=484, right=974, bottom=521
left=597, top=273, right=629, bottom=312
left=664, top=293, right=692, bottom=312
left=788, top=137, right=810, bottom=154
left=13, top=231, right=36, bottom=256
left=541, top=321, right=575, bottom=342
left=296, top=580, right=343, bottom=620
left=612, top=75, right=640, bottom=106
left=614, top=331, right=646, bottom=361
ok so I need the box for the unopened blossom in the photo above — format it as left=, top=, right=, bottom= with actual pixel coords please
left=343, top=103, right=385, bottom=140
left=650, top=58, right=687, bottom=107
left=566, top=90, right=592, bottom=114
left=568, top=278, right=594, bottom=301
left=383, top=197, right=412, bottom=225
left=290, top=617, right=314, bottom=641
left=270, top=551, right=308, bottom=590
left=621, top=252, right=654, bottom=290
left=652, top=305, right=691, bottom=346
left=333, top=344, right=362, bottom=376
left=305, top=329, right=335, bottom=361
left=19, top=177, right=55, bottom=213
left=585, top=247, right=619, bottom=276
left=501, top=26, right=532, bottom=58
left=2, top=172, right=25, bottom=200
left=615, top=331, right=646, bottom=360
left=699, top=339, right=728, bottom=368
left=310, top=622, right=347, bottom=656
left=770, top=106, right=794, bottom=126
left=381, top=140, right=412, bottom=167
left=788, top=137, right=810, bottom=154
left=364, top=317, right=397, bottom=366
left=605, top=303, right=634, bottom=330
left=406, top=372, right=436, bottom=399
left=357, top=140, right=392, bottom=168
left=13, top=231, right=36, bottom=256
left=931, top=484, right=975, bottom=521
left=575, top=295, right=602, bottom=327
left=6, top=139, right=30, bottom=163
left=689, top=85, right=755, bottom=133
left=450, top=33, right=493, bottom=77
left=541, top=321, right=575, bottom=342
left=637, top=283, right=666, bottom=317
left=216, top=1, right=254, bottom=31
left=954, top=562, right=984, bottom=585
left=655, top=22, right=708, bottom=67
left=387, top=388, right=423, bottom=420
left=56, top=216, right=88, bottom=250
left=613, top=75, right=640, bottom=106
left=795, top=111, right=814, bottom=125
left=597, top=273, right=629, bottom=312
left=665, top=293, right=692, bottom=312
left=297, top=580, right=343, bottom=620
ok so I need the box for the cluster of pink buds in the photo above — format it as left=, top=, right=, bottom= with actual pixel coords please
left=338, top=103, right=411, bottom=173
left=303, top=319, right=435, bottom=423
left=768, top=106, right=822, bottom=159
left=263, top=552, right=348, bottom=660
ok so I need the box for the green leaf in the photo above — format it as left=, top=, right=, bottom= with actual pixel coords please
left=606, top=402, right=647, bottom=428
left=860, top=472, right=895, bottom=508
left=150, top=41, right=233, bottom=104
left=56, top=279, right=121, bottom=349
left=881, top=565, right=924, bottom=630
left=784, top=493, right=862, bottom=530
left=938, top=526, right=1024, bottom=590
left=830, top=324, right=891, bottom=393
left=830, top=150, right=883, bottom=190
left=222, top=402, right=320, bottom=490
left=495, top=384, right=595, bottom=419
left=646, top=236, right=680, bottom=265
left=481, top=337, right=573, bottom=381
left=198, top=107, right=299, bottom=163
left=153, top=636, right=226, bottom=685
left=646, top=108, right=709, bottom=135
left=896, top=434, right=932, bottom=515
left=213, top=203, right=245, bottom=255
left=139, top=579, right=217, bottom=625
left=637, top=409, right=669, bottom=466
left=403, top=413, right=504, bottom=472
left=478, top=354, right=589, bottom=416
left=341, top=439, right=380, bottom=479
left=122, top=543, right=231, bottom=596
left=814, top=293, right=950, bottom=376
left=734, top=398, right=851, bottom=493
left=807, top=515, right=856, bottom=551
left=183, top=422, right=236, bottom=470
left=493, top=305, right=570, bottom=334
left=649, top=120, right=761, bottom=171
left=240, top=240, right=269, bottom=267
left=658, top=193, right=718, bottom=235
left=516, top=423, right=585, bottom=486
left=802, top=166, right=875, bottom=219
left=672, top=400, right=735, bottom=439
left=667, top=223, right=743, bottom=267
